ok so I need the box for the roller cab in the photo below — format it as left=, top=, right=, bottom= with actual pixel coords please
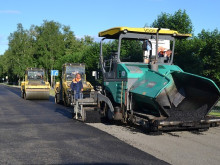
left=55, top=63, right=100, bottom=123
left=21, top=68, right=50, bottom=100
left=55, top=63, right=94, bottom=106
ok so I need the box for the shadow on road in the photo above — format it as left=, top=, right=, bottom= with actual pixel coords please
left=4, top=85, right=21, bottom=96
left=54, top=107, right=73, bottom=119
left=5, top=85, right=73, bottom=119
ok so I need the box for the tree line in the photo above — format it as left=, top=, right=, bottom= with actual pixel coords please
left=152, top=10, right=220, bottom=86
left=0, top=20, right=100, bottom=84
left=0, top=9, right=219, bottom=86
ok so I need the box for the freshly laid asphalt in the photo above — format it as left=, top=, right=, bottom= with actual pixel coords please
left=0, top=85, right=168, bottom=165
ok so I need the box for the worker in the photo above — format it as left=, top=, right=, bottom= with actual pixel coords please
left=164, top=49, right=172, bottom=63
left=158, top=50, right=164, bottom=57
left=166, top=49, right=172, bottom=57
left=158, top=47, right=165, bottom=57
left=143, top=40, right=151, bottom=64
left=70, top=73, right=83, bottom=100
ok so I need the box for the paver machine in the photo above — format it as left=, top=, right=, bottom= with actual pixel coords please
left=21, top=68, right=50, bottom=100
left=55, top=63, right=99, bottom=122
left=96, top=27, right=220, bottom=131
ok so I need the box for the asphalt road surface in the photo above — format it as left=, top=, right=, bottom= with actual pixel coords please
left=0, top=85, right=168, bottom=165
left=88, top=123, right=220, bottom=165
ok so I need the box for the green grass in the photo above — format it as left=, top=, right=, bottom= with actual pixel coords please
left=209, top=101, right=220, bottom=116
left=209, top=111, right=220, bottom=117
left=2, top=83, right=21, bottom=88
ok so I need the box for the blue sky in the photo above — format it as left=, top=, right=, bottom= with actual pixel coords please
left=0, top=0, right=219, bottom=55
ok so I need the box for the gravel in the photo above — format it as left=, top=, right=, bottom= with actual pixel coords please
left=87, top=123, right=220, bottom=165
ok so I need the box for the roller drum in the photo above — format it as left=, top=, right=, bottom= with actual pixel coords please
left=25, top=89, right=50, bottom=100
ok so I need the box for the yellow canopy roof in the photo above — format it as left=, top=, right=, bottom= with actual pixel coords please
left=99, top=27, right=192, bottom=39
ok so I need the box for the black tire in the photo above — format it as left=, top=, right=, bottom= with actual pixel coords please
left=63, top=93, right=70, bottom=107
left=55, top=94, right=57, bottom=103
left=71, top=112, right=75, bottom=119
left=63, top=96, right=67, bottom=106
left=55, top=94, right=60, bottom=104
left=21, top=91, right=24, bottom=98
left=103, top=103, right=114, bottom=122
left=24, top=92, right=27, bottom=100
left=99, top=90, right=113, bottom=121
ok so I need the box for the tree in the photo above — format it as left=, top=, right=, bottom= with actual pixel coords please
left=6, top=23, right=34, bottom=83
left=152, top=10, right=220, bottom=86
left=197, top=29, right=220, bottom=85
left=0, top=55, right=7, bottom=81
left=152, top=9, right=195, bottom=72
left=2, top=17, right=218, bottom=87
left=33, top=20, right=65, bottom=74
left=120, top=40, right=142, bottom=62
left=174, top=37, right=204, bottom=74
left=152, top=9, right=193, bottom=34
left=102, top=39, right=142, bottom=63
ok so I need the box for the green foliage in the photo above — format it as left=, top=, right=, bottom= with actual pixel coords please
left=152, top=9, right=193, bottom=34
left=152, top=9, right=220, bottom=86
left=174, top=30, right=220, bottom=86
left=120, top=40, right=142, bottom=62
left=0, top=55, right=7, bottom=78
left=0, top=11, right=219, bottom=87
left=5, top=23, right=35, bottom=81
left=0, top=21, right=94, bottom=83
left=174, top=38, right=203, bottom=74
left=198, top=29, right=220, bottom=85
left=33, top=20, right=65, bottom=73
left=101, top=39, right=142, bottom=62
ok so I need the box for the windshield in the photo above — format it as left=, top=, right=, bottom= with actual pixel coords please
left=66, top=66, right=85, bottom=81
left=102, top=38, right=172, bottom=64
left=27, top=70, right=44, bottom=81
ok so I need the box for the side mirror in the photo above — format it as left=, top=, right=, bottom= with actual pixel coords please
left=92, top=71, right=98, bottom=80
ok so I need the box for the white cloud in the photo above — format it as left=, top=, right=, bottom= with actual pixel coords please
left=0, top=10, right=21, bottom=14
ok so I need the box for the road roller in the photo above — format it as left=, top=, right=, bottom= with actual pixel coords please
left=96, top=27, right=220, bottom=131
left=21, top=68, right=50, bottom=100
left=55, top=63, right=94, bottom=106
left=55, top=63, right=100, bottom=122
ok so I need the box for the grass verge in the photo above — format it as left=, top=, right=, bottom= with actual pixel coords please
left=209, top=111, right=220, bottom=117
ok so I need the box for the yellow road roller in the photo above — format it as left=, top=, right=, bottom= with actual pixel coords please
left=55, top=63, right=94, bottom=106
left=21, top=68, right=50, bottom=100
left=55, top=63, right=100, bottom=122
